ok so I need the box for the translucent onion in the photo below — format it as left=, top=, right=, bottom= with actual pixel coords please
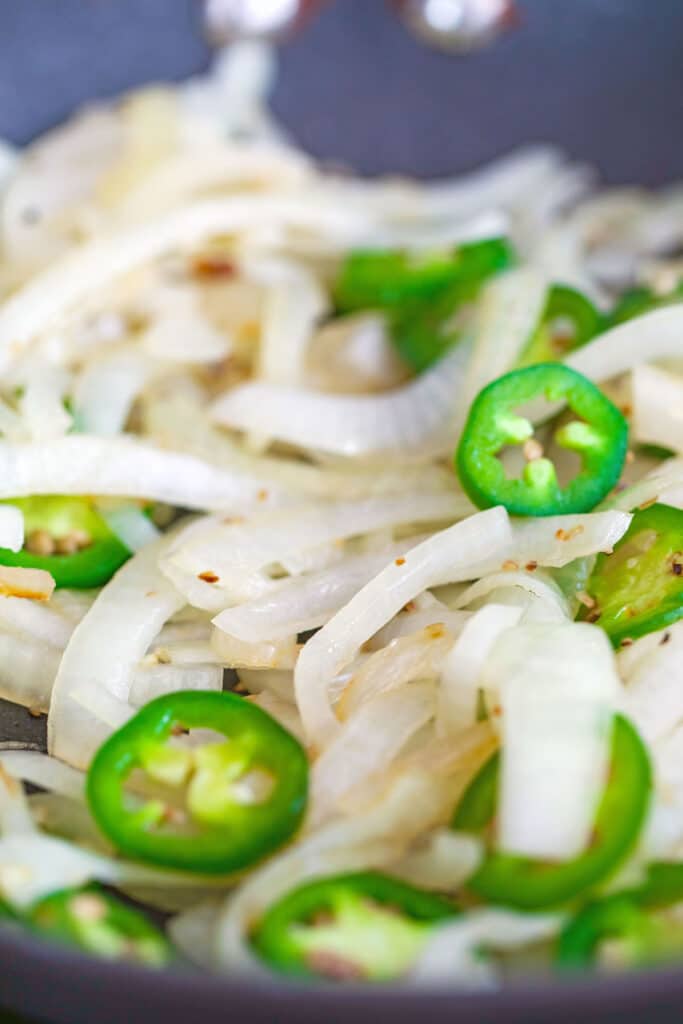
left=632, top=364, right=683, bottom=454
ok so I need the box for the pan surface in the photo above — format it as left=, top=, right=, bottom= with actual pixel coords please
left=0, top=1, right=682, bottom=1021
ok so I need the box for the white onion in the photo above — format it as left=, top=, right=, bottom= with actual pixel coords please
left=73, top=351, right=151, bottom=435
left=391, top=829, right=482, bottom=893
left=0, top=436, right=281, bottom=511
left=48, top=534, right=184, bottom=768
left=0, top=506, right=23, bottom=552
left=98, top=502, right=161, bottom=552
left=483, top=623, right=620, bottom=860
left=566, top=305, right=683, bottom=383
left=632, top=364, right=683, bottom=454
left=0, top=751, right=86, bottom=801
left=621, top=621, right=683, bottom=743
left=437, top=604, right=523, bottom=737
left=211, top=341, right=473, bottom=458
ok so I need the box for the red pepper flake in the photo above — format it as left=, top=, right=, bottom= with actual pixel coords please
left=426, top=623, right=445, bottom=639
left=403, top=601, right=416, bottom=613
left=672, top=558, right=683, bottom=576
left=198, top=571, right=220, bottom=584
left=661, top=632, right=672, bottom=645
left=620, top=637, right=634, bottom=647
left=586, top=609, right=602, bottom=623
left=620, top=403, right=633, bottom=417
left=625, top=450, right=636, bottom=465
left=525, top=561, right=538, bottom=572
left=502, top=560, right=519, bottom=571
left=28, top=707, right=43, bottom=719
left=257, top=489, right=269, bottom=502
left=577, top=591, right=596, bottom=610
left=555, top=525, right=585, bottom=542
left=395, top=557, right=406, bottom=566
left=638, top=496, right=658, bottom=511
left=192, top=255, right=236, bottom=280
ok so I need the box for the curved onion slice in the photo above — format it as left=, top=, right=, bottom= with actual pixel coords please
left=48, top=535, right=184, bottom=768
left=483, top=623, right=620, bottom=860
left=0, top=436, right=280, bottom=511
left=632, top=364, right=683, bottom=454
left=0, top=505, right=23, bottom=552
left=0, top=197, right=377, bottom=360
left=566, top=305, right=683, bottom=383
left=210, top=342, right=473, bottom=458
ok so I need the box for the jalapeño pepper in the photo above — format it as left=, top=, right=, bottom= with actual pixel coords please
left=579, top=503, right=683, bottom=647
left=559, top=860, right=683, bottom=970
left=335, top=238, right=515, bottom=373
left=455, top=363, right=628, bottom=517
left=28, top=885, right=173, bottom=967
left=607, top=281, right=683, bottom=328
left=86, top=691, right=309, bottom=874
left=451, top=715, right=651, bottom=910
left=518, top=285, right=602, bottom=367
left=251, top=871, right=457, bottom=981
left=335, top=238, right=514, bottom=314
left=0, top=497, right=131, bottom=589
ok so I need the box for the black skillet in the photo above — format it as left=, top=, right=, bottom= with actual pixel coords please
left=0, top=1, right=682, bottom=1020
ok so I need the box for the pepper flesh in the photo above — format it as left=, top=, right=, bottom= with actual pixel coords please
left=518, top=285, right=602, bottom=367
left=579, top=503, right=683, bottom=647
left=335, top=238, right=515, bottom=372
left=451, top=715, right=651, bottom=910
left=86, top=690, right=309, bottom=874
left=28, top=885, right=173, bottom=967
left=455, top=363, right=628, bottom=517
left=0, top=496, right=131, bottom=588
left=251, top=871, right=457, bottom=981
left=607, top=281, right=683, bottom=328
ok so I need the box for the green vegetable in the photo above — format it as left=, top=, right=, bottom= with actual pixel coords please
left=607, top=281, right=683, bottom=328
left=518, top=285, right=602, bottom=366
left=455, top=363, right=629, bottom=517
left=452, top=715, right=651, bottom=910
left=335, top=238, right=513, bottom=313
left=452, top=751, right=499, bottom=835
left=0, top=497, right=131, bottom=588
left=580, top=503, right=683, bottom=647
left=556, top=895, right=682, bottom=971
left=335, top=238, right=515, bottom=372
left=251, top=871, right=456, bottom=981
left=28, top=885, right=172, bottom=967
left=86, top=691, right=309, bottom=874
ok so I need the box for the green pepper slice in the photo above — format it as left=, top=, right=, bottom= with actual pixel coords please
left=558, top=859, right=683, bottom=970
left=455, top=363, right=628, bottom=517
left=451, top=715, right=651, bottom=910
left=86, top=691, right=309, bottom=874
left=28, top=885, right=173, bottom=967
left=579, top=503, right=683, bottom=648
left=556, top=894, right=682, bottom=971
left=0, top=497, right=131, bottom=588
left=335, top=238, right=515, bottom=373
left=335, top=238, right=514, bottom=313
left=518, top=285, right=602, bottom=367
left=607, top=281, right=683, bottom=328
left=251, top=871, right=457, bottom=981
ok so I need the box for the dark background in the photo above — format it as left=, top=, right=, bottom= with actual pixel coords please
left=0, top=0, right=682, bottom=184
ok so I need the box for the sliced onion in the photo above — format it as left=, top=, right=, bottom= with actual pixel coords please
left=48, top=534, right=184, bottom=768
left=0, top=566, right=54, bottom=602
left=483, top=623, right=620, bottom=860
left=73, top=351, right=151, bottom=435
left=211, top=341, right=473, bottom=458
left=295, top=507, right=513, bottom=747
left=604, top=457, right=683, bottom=513
left=632, top=364, right=683, bottom=454
left=337, top=627, right=454, bottom=722
left=0, top=196, right=377, bottom=360
left=98, top=502, right=161, bottom=552
left=458, top=269, right=548, bottom=427
left=0, top=629, right=60, bottom=712
left=0, top=506, right=23, bottom=552
left=437, top=604, right=523, bottom=737
left=412, top=910, right=561, bottom=987
left=621, top=621, right=683, bottom=742
left=129, top=663, right=223, bottom=707
left=566, top=305, right=683, bottom=383
left=0, top=751, right=86, bottom=801
left=391, top=829, right=482, bottom=893
left=0, top=436, right=281, bottom=511
left=211, top=627, right=298, bottom=670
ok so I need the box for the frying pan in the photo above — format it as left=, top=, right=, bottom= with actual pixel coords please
left=0, top=1, right=682, bottom=1020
